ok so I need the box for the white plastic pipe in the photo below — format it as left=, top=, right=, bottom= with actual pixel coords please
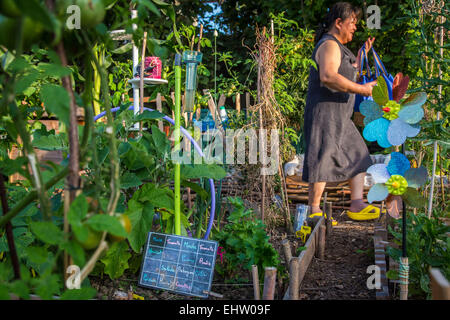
left=131, top=9, right=140, bottom=130
left=427, top=13, right=444, bottom=218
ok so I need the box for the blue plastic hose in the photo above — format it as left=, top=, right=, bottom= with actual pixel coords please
left=93, top=106, right=216, bottom=240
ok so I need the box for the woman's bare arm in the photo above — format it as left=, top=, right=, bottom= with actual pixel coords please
left=316, top=40, right=375, bottom=96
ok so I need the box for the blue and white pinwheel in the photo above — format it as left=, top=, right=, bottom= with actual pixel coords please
left=366, top=152, right=428, bottom=212
left=360, top=74, right=427, bottom=148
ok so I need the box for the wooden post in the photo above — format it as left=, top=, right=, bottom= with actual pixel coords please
left=399, top=257, right=409, bottom=300
left=270, top=19, right=274, bottom=44
left=262, top=267, right=277, bottom=300
left=282, top=217, right=324, bottom=300
left=246, top=92, right=250, bottom=117
left=183, top=112, right=188, bottom=128
left=218, top=94, right=226, bottom=108
left=279, top=161, right=293, bottom=234
left=203, top=89, right=222, bottom=129
left=257, top=51, right=265, bottom=223
left=430, top=268, right=450, bottom=300
left=156, top=93, right=163, bottom=132
left=289, top=258, right=300, bottom=300
left=326, top=201, right=333, bottom=237
left=252, top=265, right=260, bottom=300
left=281, top=239, right=292, bottom=270
left=317, top=224, right=326, bottom=260
left=196, top=103, right=201, bottom=120
left=235, top=93, right=241, bottom=114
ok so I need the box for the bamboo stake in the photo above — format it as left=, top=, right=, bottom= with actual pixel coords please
left=197, top=24, right=203, bottom=52
left=438, top=145, right=445, bottom=205
left=262, top=267, right=277, bottom=300
left=252, top=265, right=260, bottom=300
left=156, top=93, right=163, bottom=132
left=289, top=258, right=300, bottom=300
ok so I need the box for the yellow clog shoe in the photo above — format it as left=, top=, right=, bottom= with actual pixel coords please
left=308, top=212, right=338, bottom=226
left=347, top=205, right=384, bottom=221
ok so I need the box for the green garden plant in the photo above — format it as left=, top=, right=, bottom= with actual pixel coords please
left=213, top=197, right=280, bottom=281
left=387, top=210, right=450, bottom=299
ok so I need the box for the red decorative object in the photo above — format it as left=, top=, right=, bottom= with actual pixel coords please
left=135, top=56, right=162, bottom=79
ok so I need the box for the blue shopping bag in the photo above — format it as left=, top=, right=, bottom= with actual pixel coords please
left=354, top=46, right=375, bottom=112
left=354, top=47, right=395, bottom=111
left=371, top=48, right=394, bottom=100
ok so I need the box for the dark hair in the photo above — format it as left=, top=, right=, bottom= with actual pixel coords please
left=314, top=2, right=362, bottom=44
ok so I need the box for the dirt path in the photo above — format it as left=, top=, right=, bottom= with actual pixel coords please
left=298, top=209, right=376, bottom=300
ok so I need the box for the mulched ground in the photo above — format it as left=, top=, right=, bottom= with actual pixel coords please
left=297, top=209, right=376, bottom=300
left=90, top=208, right=376, bottom=300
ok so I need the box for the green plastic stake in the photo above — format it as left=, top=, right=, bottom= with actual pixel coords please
left=174, top=54, right=182, bottom=235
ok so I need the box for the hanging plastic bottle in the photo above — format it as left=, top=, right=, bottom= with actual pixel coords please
left=219, top=106, right=228, bottom=127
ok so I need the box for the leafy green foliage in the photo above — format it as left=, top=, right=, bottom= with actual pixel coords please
left=387, top=211, right=450, bottom=298
left=271, top=13, right=316, bottom=157
left=60, top=287, right=97, bottom=300
left=100, top=241, right=131, bottom=279
left=213, top=197, right=280, bottom=280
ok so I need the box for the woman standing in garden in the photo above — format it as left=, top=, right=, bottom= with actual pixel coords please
left=302, top=2, right=382, bottom=222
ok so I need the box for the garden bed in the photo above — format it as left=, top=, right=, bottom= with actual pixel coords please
left=88, top=206, right=379, bottom=300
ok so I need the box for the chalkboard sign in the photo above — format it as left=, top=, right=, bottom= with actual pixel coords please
left=138, top=232, right=218, bottom=298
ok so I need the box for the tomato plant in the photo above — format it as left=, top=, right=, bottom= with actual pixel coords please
left=108, top=214, right=131, bottom=242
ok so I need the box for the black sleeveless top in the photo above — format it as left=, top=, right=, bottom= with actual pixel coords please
left=302, top=34, right=372, bottom=182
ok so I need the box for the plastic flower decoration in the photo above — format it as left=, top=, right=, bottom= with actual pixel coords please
left=366, top=152, right=428, bottom=217
left=360, top=73, right=427, bottom=148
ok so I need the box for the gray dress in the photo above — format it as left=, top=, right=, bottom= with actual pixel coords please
left=302, top=34, right=372, bottom=183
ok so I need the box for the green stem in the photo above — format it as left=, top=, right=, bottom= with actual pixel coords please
left=81, top=55, right=102, bottom=201
left=0, top=86, right=93, bottom=229
left=0, top=166, right=69, bottom=228
left=8, top=101, right=52, bottom=220
left=82, top=31, right=120, bottom=216
left=3, top=18, right=52, bottom=220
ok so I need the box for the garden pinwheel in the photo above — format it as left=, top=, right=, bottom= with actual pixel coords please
left=366, top=152, right=428, bottom=218
left=360, top=73, right=427, bottom=148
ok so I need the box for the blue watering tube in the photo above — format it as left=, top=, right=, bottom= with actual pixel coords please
left=93, top=106, right=216, bottom=240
